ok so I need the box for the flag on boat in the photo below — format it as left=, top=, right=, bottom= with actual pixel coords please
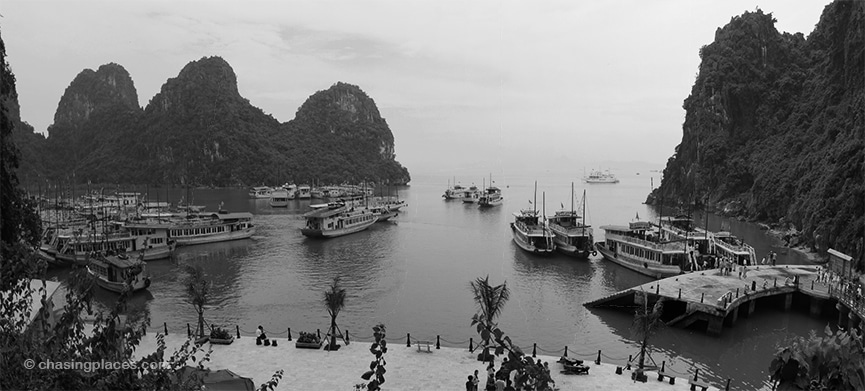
left=635, top=212, right=640, bottom=220
left=528, top=200, right=532, bottom=204
left=561, top=202, right=564, bottom=209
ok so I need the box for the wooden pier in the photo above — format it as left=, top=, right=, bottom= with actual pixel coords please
left=584, top=265, right=864, bottom=336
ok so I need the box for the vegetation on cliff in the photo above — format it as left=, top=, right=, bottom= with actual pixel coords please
left=18, top=57, right=410, bottom=187
left=649, top=2, right=864, bottom=259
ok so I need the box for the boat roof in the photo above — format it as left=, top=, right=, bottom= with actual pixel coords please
left=250, top=186, right=270, bottom=191
left=486, top=187, right=500, bottom=191
left=92, top=254, right=143, bottom=269
left=302, top=205, right=347, bottom=218
left=600, top=222, right=652, bottom=232
left=210, top=212, right=254, bottom=220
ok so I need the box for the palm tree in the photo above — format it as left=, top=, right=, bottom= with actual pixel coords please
left=324, top=277, right=346, bottom=350
left=469, top=275, right=510, bottom=359
left=631, top=290, right=664, bottom=379
left=184, top=263, right=211, bottom=339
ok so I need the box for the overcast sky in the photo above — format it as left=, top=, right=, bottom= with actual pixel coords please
left=3, top=0, right=829, bottom=175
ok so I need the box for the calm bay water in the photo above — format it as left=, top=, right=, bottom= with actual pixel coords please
left=52, top=171, right=832, bottom=390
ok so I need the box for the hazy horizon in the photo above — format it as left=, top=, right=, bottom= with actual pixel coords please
left=4, top=1, right=829, bottom=175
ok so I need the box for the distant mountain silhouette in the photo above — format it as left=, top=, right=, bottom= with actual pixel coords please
left=22, top=56, right=410, bottom=186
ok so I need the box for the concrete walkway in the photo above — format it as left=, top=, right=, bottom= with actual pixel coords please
left=134, top=333, right=717, bottom=390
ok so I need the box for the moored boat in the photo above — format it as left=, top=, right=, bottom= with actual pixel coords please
left=300, top=201, right=376, bottom=238
left=168, top=212, right=256, bottom=246
left=461, top=185, right=480, bottom=203
left=443, top=182, right=466, bottom=200
left=478, top=186, right=503, bottom=207
left=548, top=186, right=594, bottom=259
left=595, top=220, right=686, bottom=278
left=511, top=209, right=556, bottom=255
left=510, top=184, right=554, bottom=255
left=269, top=189, right=289, bottom=208
left=248, top=186, right=273, bottom=199
left=87, top=253, right=151, bottom=293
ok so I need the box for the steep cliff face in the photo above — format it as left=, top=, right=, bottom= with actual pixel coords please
left=282, top=82, right=411, bottom=184
left=45, top=63, right=142, bottom=180
left=650, top=2, right=864, bottom=256
left=138, top=56, right=282, bottom=185
left=53, top=63, right=139, bottom=127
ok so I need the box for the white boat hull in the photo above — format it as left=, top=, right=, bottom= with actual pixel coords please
left=510, top=223, right=555, bottom=255
left=595, top=243, right=681, bottom=278
left=174, top=227, right=256, bottom=246
left=301, top=219, right=375, bottom=238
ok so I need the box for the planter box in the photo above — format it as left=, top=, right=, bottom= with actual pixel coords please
left=295, top=341, right=322, bottom=349
left=210, top=336, right=235, bottom=345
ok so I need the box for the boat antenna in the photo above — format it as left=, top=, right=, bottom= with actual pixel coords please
left=533, top=181, right=538, bottom=215
left=571, top=182, right=575, bottom=213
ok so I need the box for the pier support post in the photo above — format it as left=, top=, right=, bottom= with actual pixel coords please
left=809, top=297, right=823, bottom=317
left=728, top=306, right=739, bottom=326
left=746, top=300, right=756, bottom=317
left=784, top=293, right=793, bottom=311
left=706, top=315, right=724, bottom=336
left=836, top=303, right=849, bottom=330
left=848, top=312, right=859, bottom=332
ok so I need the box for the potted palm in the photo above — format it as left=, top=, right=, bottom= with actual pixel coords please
left=210, top=326, right=234, bottom=345
left=295, top=331, right=322, bottom=349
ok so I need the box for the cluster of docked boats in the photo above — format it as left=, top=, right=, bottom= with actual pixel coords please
left=445, top=177, right=756, bottom=279
left=509, top=183, right=596, bottom=259
left=595, top=215, right=757, bottom=279
left=39, top=196, right=256, bottom=294
left=300, top=195, right=407, bottom=238
left=442, top=176, right=503, bottom=207
left=249, top=183, right=376, bottom=208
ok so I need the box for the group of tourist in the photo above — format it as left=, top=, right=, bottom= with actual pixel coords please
left=466, top=356, right=555, bottom=391
left=816, top=266, right=864, bottom=310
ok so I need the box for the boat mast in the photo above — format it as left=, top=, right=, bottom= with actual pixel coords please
left=533, top=181, right=537, bottom=215
left=582, top=189, right=587, bottom=229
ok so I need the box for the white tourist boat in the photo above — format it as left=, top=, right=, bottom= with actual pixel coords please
left=443, top=182, right=466, bottom=200
left=53, top=222, right=176, bottom=265
left=595, top=220, right=687, bottom=278
left=478, top=186, right=503, bottom=207
left=168, top=212, right=256, bottom=246
left=712, top=231, right=757, bottom=266
left=510, top=184, right=554, bottom=254
left=283, top=184, right=298, bottom=200
left=461, top=185, right=480, bottom=203
left=297, top=185, right=312, bottom=199
left=248, top=186, right=273, bottom=199
left=269, top=189, right=290, bottom=208
left=583, top=169, right=619, bottom=184
left=511, top=209, right=556, bottom=255
left=301, top=201, right=377, bottom=238
left=548, top=186, right=594, bottom=259
left=87, top=253, right=151, bottom=293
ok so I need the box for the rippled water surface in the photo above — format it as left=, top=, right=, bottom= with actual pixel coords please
left=57, top=172, right=832, bottom=390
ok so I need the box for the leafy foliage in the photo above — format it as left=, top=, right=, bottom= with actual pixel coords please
left=296, top=331, right=320, bottom=344
left=324, top=276, right=347, bottom=350
left=769, top=326, right=865, bottom=390
left=358, top=323, right=387, bottom=391
left=650, top=3, right=864, bottom=258
left=467, top=275, right=554, bottom=390
left=630, top=291, right=664, bottom=374
left=184, top=263, right=211, bottom=339
left=209, top=326, right=231, bottom=340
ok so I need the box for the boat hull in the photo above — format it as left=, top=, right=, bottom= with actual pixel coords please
left=510, top=223, right=555, bottom=255
left=595, top=242, right=681, bottom=279
left=88, top=269, right=151, bottom=293
left=174, top=227, right=256, bottom=246
left=552, top=240, right=593, bottom=259
left=478, top=198, right=503, bottom=207
left=301, top=219, right=375, bottom=238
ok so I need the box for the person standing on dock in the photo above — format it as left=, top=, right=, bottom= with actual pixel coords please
left=771, top=252, right=777, bottom=266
